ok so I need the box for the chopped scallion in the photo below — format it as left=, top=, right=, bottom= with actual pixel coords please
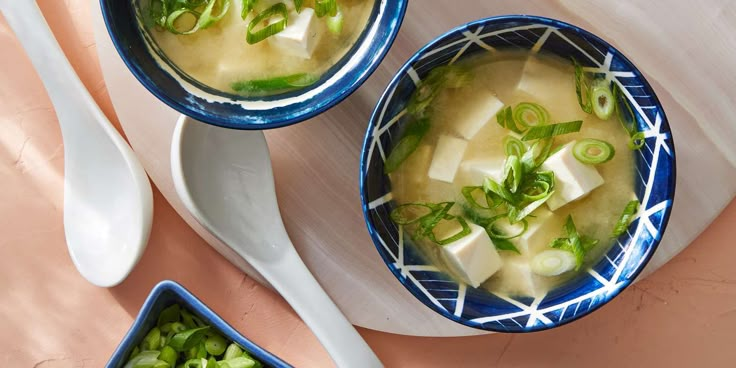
left=573, top=58, right=593, bottom=114
left=513, top=102, right=549, bottom=128
left=521, top=120, right=583, bottom=141
left=629, top=132, right=645, bottom=150
left=231, top=73, right=318, bottom=94
left=315, top=0, right=338, bottom=17
left=591, top=79, right=615, bottom=120
left=241, top=0, right=257, bottom=18
left=326, top=5, right=344, bottom=35
left=383, top=116, right=430, bottom=174
left=531, top=249, right=577, bottom=276
left=572, top=138, right=615, bottom=164
left=503, top=135, right=526, bottom=158
left=246, top=3, right=288, bottom=44
left=612, top=200, right=639, bottom=237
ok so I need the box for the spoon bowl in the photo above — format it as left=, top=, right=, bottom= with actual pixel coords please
left=171, top=116, right=382, bottom=368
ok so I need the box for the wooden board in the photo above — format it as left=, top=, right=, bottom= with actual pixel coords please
left=92, top=0, right=736, bottom=336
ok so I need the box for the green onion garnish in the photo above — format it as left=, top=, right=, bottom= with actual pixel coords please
left=549, top=215, right=589, bottom=270
left=197, top=0, right=231, bottom=30
left=246, top=2, right=288, bottom=44
left=165, top=8, right=202, bottom=35
left=496, top=106, right=523, bottom=134
left=389, top=202, right=473, bottom=246
left=315, top=0, right=338, bottom=17
left=612, top=200, right=639, bottom=237
left=428, top=215, right=472, bottom=245
left=520, top=137, right=553, bottom=173
left=531, top=249, right=577, bottom=276
left=483, top=177, right=516, bottom=205
left=293, top=0, right=303, bottom=11
left=155, top=0, right=231, bottom=35
left=487, top=216, right=528, bottom=240
left=590, top=79, right=615, bottom=120
left=390, top=203, right=436, bottom=224
left=503, top=135, right=526, bottom=157
left=231, top=73, right=318, bottom=94
left=573, top=58, right=593, bottom=114
left=241, top=0, right=257, bottom=19
left=326, top=4, right=344, bottom=35
left=513, top=102, right=549, bottom=128
left=521, top=120, right=583, bottom=141
left=503, top=155, right=523, bottom=193
left=572, top=138, right=615, bottom=164
left=629, top=131, right=645, bottom=150
left=383, top=116, right=431, bottom=174
left=169, top=326, right=210, bottom=352
left=461, top=186, right=494, bottom=209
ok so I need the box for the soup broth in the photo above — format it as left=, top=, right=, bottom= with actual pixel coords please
left=144, top=0, right=373, bottom=93
left=389, top=51, right=636, bottom=297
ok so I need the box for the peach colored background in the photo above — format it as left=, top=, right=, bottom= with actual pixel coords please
left=1, top=1, right=736, bottom=367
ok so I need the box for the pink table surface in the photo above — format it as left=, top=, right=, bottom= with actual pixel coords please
left=1, top=1, right=735, bottom=367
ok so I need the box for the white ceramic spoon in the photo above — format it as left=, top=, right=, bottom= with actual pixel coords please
left=0, top=1, right=153, bottom=287
left=171, top=116, right=382, bottom=368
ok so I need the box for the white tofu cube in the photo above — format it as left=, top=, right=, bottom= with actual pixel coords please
left=441, top=224, right=503, bottom=288
left=428, top=135, right=468, bottom=183
left=495, top=256, right=543, bottom=297
left=515, top=57, right=584, bottom=119
left=453, top=89, right=505, bottom=139
left=541, top=141, right=604, bottom=210
left=458, top=158, right=505, bottom=187
left=494, top=209, right=564, bottom=256
left=268, top=8, right=322, bottom=59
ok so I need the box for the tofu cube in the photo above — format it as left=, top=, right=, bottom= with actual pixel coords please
left=541, top=141, right=605, bottom=210
left=268, top=8, right=322, bottom=59
left=495, top=256, right=543, bottom=297
left=453, top=89, right=505, bottom=139
left=494, top=209, right=564, bottom=256
left=458, top=158, right=505, bottom=187
left=402, top=145, right=433, bottom=186
left=428, top=135, right=468, bottom=183
left=441, top=224, right=503, bottom=288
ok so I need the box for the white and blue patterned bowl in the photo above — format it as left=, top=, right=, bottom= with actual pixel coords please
left=359, top=15, right=677, bottom=332
left=100, top=0, right=407, bottom=130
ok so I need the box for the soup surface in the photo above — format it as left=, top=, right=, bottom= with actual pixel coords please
left=389, top=51, right=636, bottom=297
left=145, top=0, right=373, bottom=93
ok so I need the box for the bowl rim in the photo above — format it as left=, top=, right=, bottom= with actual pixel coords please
left=359, top=14, right=677, bottom=333
left=106, top=280, right=292, bottom=367
left=99, top=0, right=408, bottom=130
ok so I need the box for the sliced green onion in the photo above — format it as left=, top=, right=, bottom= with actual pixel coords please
left=181, top=309, right=204, bottom=329
left=520, top=171, right=555, bottom=202
left=223, top=344, right=244, bottom=361
left=159, top=346, right=177, bottom=366
left=513, top=102, right=549, bottom=128
left=429, top=215, right=471, bottom=245
left=205, top=334, right=227, bottom=356
left=415, top=202, right=454, bottom=239
left=521, top=120, right=583, bottom=141
left=169, top=326, right=210, bottom=352
left=231, top=73, right=318, bottom=94
left=520, top=137, right=553, bottom=173
left=170, top=322, right=187, bottom=333
left=142, top=327, right=162, bottom=351
left=165, top=9, right=202, bottom=35
left=591, top=79, right=615, bottom=120
left=225, top=357, right=257, bottom=368
left=548, top=215, right=597, bottom=270
left=315, top=0, right=338, bottom=17
left=390, top=203, right=436, bottom=225
left=629, top=132, right=645, bottom=150
left=503, top=135, right=526, bottom=157
left=491, top=238, right=520, bottom=254
left=383, top=116, right=431, bottom=173
left=246, top=3, right=288, bottom=44
left=503, top=155, right=523, bottom=193
left=123, top=351, right=161, bottom=368
left=531, top=249, right=577, bottom=276
left=612, top=200, right=639, bottom=237
left=158, top=304, right=180, bottom=327
left=241, top=0, right=257, bottom=18
left=573, top=138, right=615, bottom=164
left=573, top=58, right=593, bottom=114
left=293, top=0, right=303, bottom=12
left=197, top=0, right=231, bottom=29
left=407, top=65, right=469, bottom=117
left=487, top=217, right=528, bottom=240
left=483, top=177, right=516, bottom=205
left=326, top=5, right=344, bottom=35
left=496, top=106, right=523, bottom=134
left=613, top=83, right=637, bottom=135
left=461, top=186, right=493, bottom=210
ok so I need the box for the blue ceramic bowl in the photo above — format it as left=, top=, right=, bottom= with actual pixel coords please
left=359, top=16, right=676, bottom=333
left=100, top=0, right=407, bottom=130
left=107, top=281, right=291, bottom=367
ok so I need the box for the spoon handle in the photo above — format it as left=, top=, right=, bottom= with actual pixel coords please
left=254, top=242, right=383, bottom=368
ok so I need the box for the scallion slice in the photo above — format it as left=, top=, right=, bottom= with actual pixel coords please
left=231, top=73, right=318, bottom=94
left=531, top=249, right=577, bottom=276
left=461, top=186, right=493, bottom=209
left=503, top=135, right=526, bottom=157
left=197, top=0, right=231, bottom=29
left=293, top=0, right=303, bottom=11
left=521, top=120, right=583, bottom=141
left=629, top=131, right=645, bottom=150
left=572, top=138, right=615, bottom=164
left=590, top=80, right=615, bottom=120
left=520, top=137, right=553, bottom=173
left=513, top=102, right=549, bottom=128
left=429, top=215, right=472, bottom=245
left=383, top=116, right=430, bottom=174
left=390, top=203, right=436, bottom=225
left=246, top=3, right=288, bottom=44
left=165, top=8, right=202, bottom=35
left=496, top=106, right=523, bottom=134
left=241, top=0, right=257, bottom=18
left=169, top=326, right=210, bottom=352
left=573, top=58, right=593, bottom=114
left=612, top=200, right=639, bottom=237
left=315, top=0, right=338, bottom=17
left=326, top=5, right=344, bottom=35
left=487, top=217, right=528, bottom=240
left=483, top=177, right=516, bottom=205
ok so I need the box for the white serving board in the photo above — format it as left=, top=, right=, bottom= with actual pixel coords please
left=92, top=0, right=736, bottom=336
